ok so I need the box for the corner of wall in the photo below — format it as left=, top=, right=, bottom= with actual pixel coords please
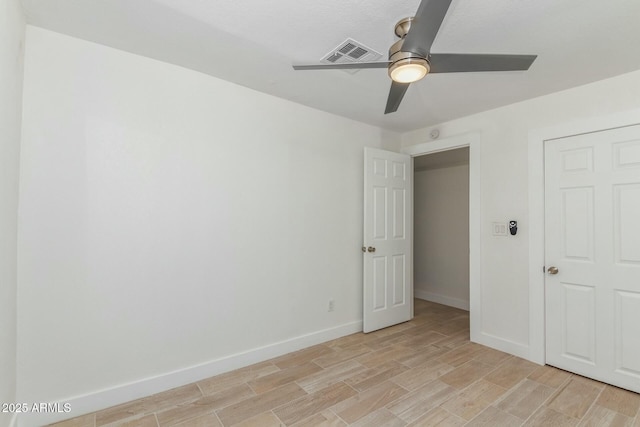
left=379, top=129, right=402, bottom=152
left=0, top=0, right=26, bottom=425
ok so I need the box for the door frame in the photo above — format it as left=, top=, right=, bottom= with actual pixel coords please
left=528, top=107, right=640, bottom=364
left=402, top=132, right=482, bottom=344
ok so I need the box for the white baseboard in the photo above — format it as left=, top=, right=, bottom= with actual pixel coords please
left=415, top=290, right=470, bottom=311
left=17, top=320, right=363, bottom=427
left=473, top=331, right=534, bottom=363
left=415, top=290, right=535, bottom=364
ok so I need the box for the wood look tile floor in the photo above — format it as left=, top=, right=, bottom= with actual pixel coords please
left=51, top=300, right=640, bottom=427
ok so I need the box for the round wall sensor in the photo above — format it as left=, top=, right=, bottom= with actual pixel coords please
left=430, top=129, right=440, bottom=140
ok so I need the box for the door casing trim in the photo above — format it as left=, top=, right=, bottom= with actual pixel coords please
left=402, top=132, right=482, bottom=346
left=528, top=108, right=640, bottom=364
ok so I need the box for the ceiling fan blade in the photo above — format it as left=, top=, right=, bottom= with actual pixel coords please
left=385, top=81, right=411, bottom=114
left=293, top=61, right=390, bottom=70
left=403, top=0, right=454, bottom=57
left=428, top=53, right=537, bottom=73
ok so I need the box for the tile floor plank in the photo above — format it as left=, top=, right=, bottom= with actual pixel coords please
left=578, top=404, right=634, bottom=427
left=390, top=361, right=455, bottom=391
left=349, top=408, right=407, bottom=427
left=527, top=365, right=572, bottom=389
left=197, top=361, right=280, bottom=395
left=484, top=357, right=539, bottom=389
left=332, top=381, right=408, bottom=424
left=247, top=362, right=322, bottom=394
left=116, top=415, right=159, bottom=427
left=95, top=385, right=202, bottom=426
left=495, top=379, right=556, bottom=420
left=407, top=407, right=466, bottom=427
left=170, top=413, right=222, bottom=427
left=231, top=411, right=283, bottom=427
left=355, top=345, right=420, bottom=369
left=386, top=379, right=458, bottom=423
left=466, top=406, right=524, bottom=426
left=290, top=409, right=346, bottom=427
left=312, top=344, right=372, bottom=369
left=272, top=382, right=356, bottom=425
left=596, top=385, right=640, bottom=418
left=523, top=406, right=579, bottom=427
left=395, top=344, right=451, bottom=368
left=435, top=343, right=490, bottom=368
left=155, top=384, right=255, bottom=426
left=295, top=360, right=367, bottom=394
left=438, top=360, right=495, bottom=390
left=215, top=382, right=306, bottom=426
left=472, top=347, right=513, bottom=367
left=344, top=360, right=409, bottom=392
left=50, top=414, right=96, bottom=427
left=271, top=344, right=334, bottom=369
left=546, top=376, right=604, bottom=419
left=440, top=379, right=508, bottom=421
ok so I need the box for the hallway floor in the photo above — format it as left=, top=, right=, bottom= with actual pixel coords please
left=52, top=299, right=640, bottom=426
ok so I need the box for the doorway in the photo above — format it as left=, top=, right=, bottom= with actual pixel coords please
left=402, top=132, right=481, bottom=343
left=413, top=147, right=470, bottom=311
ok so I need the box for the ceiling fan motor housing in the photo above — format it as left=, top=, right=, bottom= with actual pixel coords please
left=388, top=22, right=431, bottom=82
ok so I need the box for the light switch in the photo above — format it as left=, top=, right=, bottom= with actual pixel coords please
left=492, top=222, right=508, bottom=236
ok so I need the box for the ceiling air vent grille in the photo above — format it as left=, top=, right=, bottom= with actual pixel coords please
left=326, top=53, right=343, bottom=63
left=338, top=43, right=357, bottom=54
left=349, top=47, right=368, bottom=59
left=320, top=38, right=382, bottom=74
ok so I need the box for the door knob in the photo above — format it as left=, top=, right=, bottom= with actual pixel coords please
left=547, top=266, right=559, bottom=275
left=367, top=246, right=376, bottom=253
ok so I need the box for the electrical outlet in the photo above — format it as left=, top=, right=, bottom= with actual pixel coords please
left=328, top=299, right=335, bottom=312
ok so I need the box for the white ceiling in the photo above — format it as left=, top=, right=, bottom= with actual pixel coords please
left=20, top=0, right=640, bottom=132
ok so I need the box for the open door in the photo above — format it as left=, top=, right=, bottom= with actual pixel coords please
left=363, top=147, right=412, bottom=333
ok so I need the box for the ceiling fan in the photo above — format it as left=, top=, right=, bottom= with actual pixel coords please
left=292, top=0, right=537, bottom=114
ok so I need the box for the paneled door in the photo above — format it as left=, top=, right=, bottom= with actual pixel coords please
left=363, top=148, right=412, bottom=333
left=545, top=124, right=640, bottom=392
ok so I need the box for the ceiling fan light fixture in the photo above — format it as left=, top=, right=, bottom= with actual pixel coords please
left=389, top=57, right=430, bottom=83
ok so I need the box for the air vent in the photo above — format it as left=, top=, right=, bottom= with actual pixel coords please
left=320, top=38, right=383, bottom=74
left=338, top=43, right=356, bottom=54
left=349, top=47, right=368, bottom=59
left=326, top=53, right=343, bottom=63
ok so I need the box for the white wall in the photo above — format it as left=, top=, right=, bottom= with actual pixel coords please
left=17, top=26, right=399, bottom=421
left=414, top=164, right=469, bottom=310
left=0, top=0, right=25, bottom=425
left=403, top=69, right=640, bottom=356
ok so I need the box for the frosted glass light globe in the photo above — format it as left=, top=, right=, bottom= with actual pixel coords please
left=389, top=58, right=429, bottom=83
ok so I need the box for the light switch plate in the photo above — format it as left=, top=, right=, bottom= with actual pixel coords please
left=492, top=222, right=508, bottom=236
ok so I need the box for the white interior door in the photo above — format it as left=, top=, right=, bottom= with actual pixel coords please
left=363, top=147, right=412, bottom=333
left=545, top=124, right=640, bottom=392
